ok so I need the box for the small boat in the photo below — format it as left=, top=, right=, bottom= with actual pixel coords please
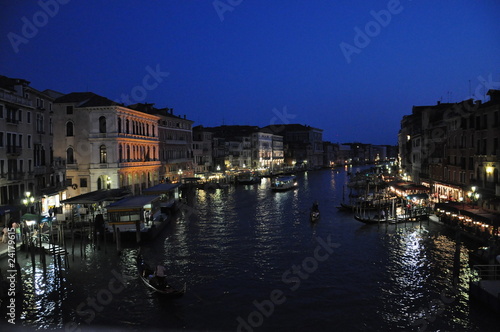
left=310, top=201, right=320, bottom=222
left=236, top=171, right=261, bottom=184
left=137, top=254, right=186, bottom=297
left=271, top=176, right=297, bottom=191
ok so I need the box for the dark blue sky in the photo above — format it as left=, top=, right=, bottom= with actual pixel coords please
left=1, top=0, right=499, bottom=145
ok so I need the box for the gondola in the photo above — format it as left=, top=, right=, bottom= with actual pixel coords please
left=137, top=254, right=186, bottom=297
left=310, top=202, right=320, bottom=222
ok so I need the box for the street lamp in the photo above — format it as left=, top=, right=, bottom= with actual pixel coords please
left=467, top=186, right=480, bottom=208
left=22, top=191, right=35, bottom=210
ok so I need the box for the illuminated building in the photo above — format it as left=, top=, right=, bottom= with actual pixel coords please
left=53, top=93, right=161, bottom=196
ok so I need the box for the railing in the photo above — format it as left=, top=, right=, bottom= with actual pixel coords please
left=6, top=118, right=19, bottom=124
left=0, top=90, right=32, bottom=107
left=6, top=146, right=22, bottom=155
left=473, top=265, right=500, bottom=280
left=7, top=172, right=25, bottom=181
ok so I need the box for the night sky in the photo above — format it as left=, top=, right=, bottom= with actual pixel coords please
left=1, top=0, right=499, bottom=145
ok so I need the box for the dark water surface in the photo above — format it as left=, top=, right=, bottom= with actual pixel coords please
left=1, top=167, right=499, bottom=331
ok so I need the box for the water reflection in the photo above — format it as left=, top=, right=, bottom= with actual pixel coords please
left=1, top=169, right=498, bottom=331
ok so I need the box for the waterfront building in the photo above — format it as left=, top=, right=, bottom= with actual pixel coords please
left=53, top=92, right=162, bottom=197
left=0, top=75, right=63, bottom=220
left=399, top=91, right=500, bottom=212
left=270, top=132, right=284, bottom=172
left=206, top=125, right=255, bottom=170
left=192, top=125, right=213, bottom=174
left=204, top=125, right=284, bottom=173
left=263, top=124, right=324, bottom=169
left=323, top=141, right=338, bottom=167
left=129, top=104, right=194, bottom=182
left=251, top=127, right=284, bottom=172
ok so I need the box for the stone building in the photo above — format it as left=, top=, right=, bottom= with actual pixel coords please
left=53, top=93, right=162, bottom=196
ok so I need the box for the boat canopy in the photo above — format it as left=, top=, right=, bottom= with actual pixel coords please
left=106, top=195, right=161, bottom=212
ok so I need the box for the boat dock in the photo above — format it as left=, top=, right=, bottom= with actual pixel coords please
left=470, top=265, right=500, bottom=313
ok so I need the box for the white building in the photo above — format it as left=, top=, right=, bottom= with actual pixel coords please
left=53, top=92, right=162, bottom=197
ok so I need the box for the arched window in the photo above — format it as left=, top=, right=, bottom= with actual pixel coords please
left=99, top=145, right=107, bottom=163
left=126, top=119, right=130, bottom=134
left=126, top=145, right=131, bottom=161
left=119, top=145, right=123, bottom=162
left=66, top=147, right=74, bottom=164
left=99, top=116, right=106, bottom=133
left=118, top=118, right=122, bottom=133
left=97, top=177, right=102, bottom=190
left=66, top=121, right=74, bottom=136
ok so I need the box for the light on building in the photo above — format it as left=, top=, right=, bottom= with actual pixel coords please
left=486, top=166, right=494, bottom=174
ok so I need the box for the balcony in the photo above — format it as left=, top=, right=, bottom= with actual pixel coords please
left=0, top=90, right=32, bottom=107
left=66, top=161, right=78, bottom=169
left=6, top=118, right=19, bottom=125
left=119, top=160, right=162, bottom=168
left=7, top=172, right=25, bottom=181
left=6, top=145, right=22, bottom=156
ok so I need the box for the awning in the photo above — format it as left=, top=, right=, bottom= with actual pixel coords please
left=407, top=193, right=429, bottom=200
left=61, top=188, right=132, bottom=204
left=21, top=213, right=42, bottom=221
left=142, top=183, right=181, bottom=195
left=106, top=195, right=161, bottom=211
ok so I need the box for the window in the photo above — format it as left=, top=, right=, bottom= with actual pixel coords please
left=0, top=105, right=3, bottom=118
left=27, top=111, right=31, bottom=123
left=99, top=145, right=107, bottom=163
left=18, top=110, right=22, bottom=122
left=18, top=135, right=22, bottom=147
left=27, top=135, right=31, bottom=148
left=99, top=116, right=106, bottom=133
left=80, top=178, right=88, bottom=188
left=67, top=148, right=74, bottom=164
left=66, top=105, right=73, bottom=114
left=36, top=114, right=44, bottom=133
left=49, top=117, right=53, bottom=135
left=0, top=132, right=3, bottom=147
left=66, top=122, right=74, bottom=136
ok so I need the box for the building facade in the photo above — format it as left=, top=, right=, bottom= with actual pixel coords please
left=53, top=93, right=162, bottom=197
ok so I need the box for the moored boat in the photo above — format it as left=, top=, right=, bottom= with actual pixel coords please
left=236, top=171, right=261, bottom=184
left=271, top=176, right=297, bottom=191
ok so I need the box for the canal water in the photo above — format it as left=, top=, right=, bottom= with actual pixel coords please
left=1, top=167, right=499, bottom=331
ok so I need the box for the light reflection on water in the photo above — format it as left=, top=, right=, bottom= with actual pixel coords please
left=1, top=168, right=499, bottom=331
